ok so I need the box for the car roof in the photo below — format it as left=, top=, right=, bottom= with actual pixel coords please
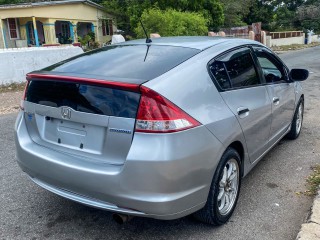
left=119, top=36, right=263, bottom=51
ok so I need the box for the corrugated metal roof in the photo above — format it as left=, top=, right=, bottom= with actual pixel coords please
left=0, top=0, right=104, bottom=10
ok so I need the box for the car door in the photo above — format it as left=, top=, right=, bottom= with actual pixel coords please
left=252, top=47, right=295, bottom=146
left=208, top=47, right=272, bottom=163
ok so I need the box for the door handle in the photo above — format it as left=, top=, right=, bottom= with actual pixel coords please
left=273, top=97, right=280, bottom=105
left=237, top=107, right=249, bottom=118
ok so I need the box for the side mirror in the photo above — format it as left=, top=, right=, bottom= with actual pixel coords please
left=290, top=69, right=309, bottom=81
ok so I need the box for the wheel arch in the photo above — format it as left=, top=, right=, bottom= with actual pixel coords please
left=194, top=140, right=244, bottom=224
left=228, top=141, right=245, bottom=177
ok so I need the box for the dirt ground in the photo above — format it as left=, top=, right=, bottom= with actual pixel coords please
left=0, top=91, right=23, bottom=115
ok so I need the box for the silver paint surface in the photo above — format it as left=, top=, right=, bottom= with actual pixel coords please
left=15, top=38, right=304, bottom=219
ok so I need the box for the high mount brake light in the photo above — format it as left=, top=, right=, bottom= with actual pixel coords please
left=135, top=86, right=201, bottom=133
left=26, top=74, right=141, bottom=92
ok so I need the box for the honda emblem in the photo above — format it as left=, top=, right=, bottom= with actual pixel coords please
left=61, top=107, right=72, bottom=119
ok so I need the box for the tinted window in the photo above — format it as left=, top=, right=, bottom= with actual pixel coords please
left=254, top=49, right=286, bottom=83
left=26, top=80, right=140, bottom=118
left=43, top=45, right=200, bottom=81
left=209, top=48, right=260, bottom=90
left=209, top=61, right=231, bottom=89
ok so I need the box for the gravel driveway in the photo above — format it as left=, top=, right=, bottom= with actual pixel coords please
left=0, top=91, right=22, bottom=115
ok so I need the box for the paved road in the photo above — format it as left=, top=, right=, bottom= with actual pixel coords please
left=1, top=47, right=320, bottom=240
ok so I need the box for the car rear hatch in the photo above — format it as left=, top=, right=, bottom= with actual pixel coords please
left=23, top=75, right=140, bottom=165
left=21, top=44, right=200, bottom=165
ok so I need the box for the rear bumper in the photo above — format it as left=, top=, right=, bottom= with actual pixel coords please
left=15, top=111, right=224, bottom=220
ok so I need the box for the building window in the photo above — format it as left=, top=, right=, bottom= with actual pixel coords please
left=7, top=18, right=19, bottom=40
left=102, top=19, right=113, bottom=36
left=61, top=22, right=70, bottom=38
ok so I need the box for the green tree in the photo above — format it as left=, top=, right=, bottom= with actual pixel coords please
left=103, top=0, right=224, bottom=36
left=0, top=0, right=22, bottom=4
left=220, top=0, right=252, bottom=27
left=134, top=8, right=208, bottom=37
left=297, top=2, right=320, bottom=32
left=254, top=0, right=315, bottom=31
left=154, top=0, right=224, bottom=31
left=243, top=0, right=275, bottom=30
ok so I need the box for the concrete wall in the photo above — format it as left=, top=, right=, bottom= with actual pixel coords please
left=0, top=46, right=83, bottom=85
left=311, top=35, right=319, bottom=43
left=269, top=35, right=305, bottom=47
left=267, top=34, right=318, bottom=47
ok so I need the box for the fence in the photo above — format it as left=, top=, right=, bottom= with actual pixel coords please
left=209, top=28, right=317, bottom=47
left=224, top=34, right=250, bottom=39
left=268, top=31, right=304, bottom=39
left=222, top=23, right=262, bottom=42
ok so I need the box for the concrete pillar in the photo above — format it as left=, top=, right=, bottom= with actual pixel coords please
left=43, top=25, right=56, bottom=44
left=150, top=33, right=161, bottom=38
left=70, top=21, right=78, bottom=43
left=266, top=36, right=271, bottom=48
left=218, top=31, right=225, bottom=37
left=43, top=19, right=57, bottom=44
left=32, top=16, right=40, bottom=47
left=17, top=18, right=29, bottom=44
left=0, top=19, right=6, bottom=49
left=307, top=33, right=312, bottom=44
left=208, top=32, right=216, bottom=37
left=261, top=31, right=267, bottom=45
left=19, top=24, right=27, bottom=41
left=249, top=31, right=255, bottom=40
left=91, top=21, right=99, bottom=43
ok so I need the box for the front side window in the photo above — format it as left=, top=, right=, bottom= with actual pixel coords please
left=7, top=18, right=19, bottom=39
left=209, top=48, right=260, bottom=90
left=254, top=48, right=286, bottom=83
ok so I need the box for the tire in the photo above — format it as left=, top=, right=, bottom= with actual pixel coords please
left=193, top=147, right=241, bottom=225
left=286, top=98, right=304, bottom=140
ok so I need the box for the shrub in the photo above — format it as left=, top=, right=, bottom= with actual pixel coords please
left=134, top=8, right=208, bottom=38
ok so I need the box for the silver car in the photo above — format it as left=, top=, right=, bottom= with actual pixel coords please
left=15, top=37, right=308, bottom=225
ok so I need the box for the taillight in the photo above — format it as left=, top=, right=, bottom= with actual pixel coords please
left=20, top=80, right=29, bottom=110
left=135, top=86, right=201, bottom=133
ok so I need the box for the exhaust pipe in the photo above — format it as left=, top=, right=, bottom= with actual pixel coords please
left=112, top=213, right=133, bottom=224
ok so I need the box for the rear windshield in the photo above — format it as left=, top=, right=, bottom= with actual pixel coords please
left=26, top=80, right=140, bottom=118
left=43, top=45, right=200, bottom=81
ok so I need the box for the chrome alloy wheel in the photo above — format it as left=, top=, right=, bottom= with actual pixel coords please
left=218, top=159, right=239, bottom=216
left=296, top=103, right=303, bottom=134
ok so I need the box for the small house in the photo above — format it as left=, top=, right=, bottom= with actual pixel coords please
left=0, top=0, right=116, bottom=48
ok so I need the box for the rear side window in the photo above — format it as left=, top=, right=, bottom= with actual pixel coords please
left=209, top=48, right=260, bottom=90
left=43, top=45, right=200, bottom=81
left=26, top=80, right=140, bottom=118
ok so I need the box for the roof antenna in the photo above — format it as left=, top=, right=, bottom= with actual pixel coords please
left=140, top=19, right=152, bottom=44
